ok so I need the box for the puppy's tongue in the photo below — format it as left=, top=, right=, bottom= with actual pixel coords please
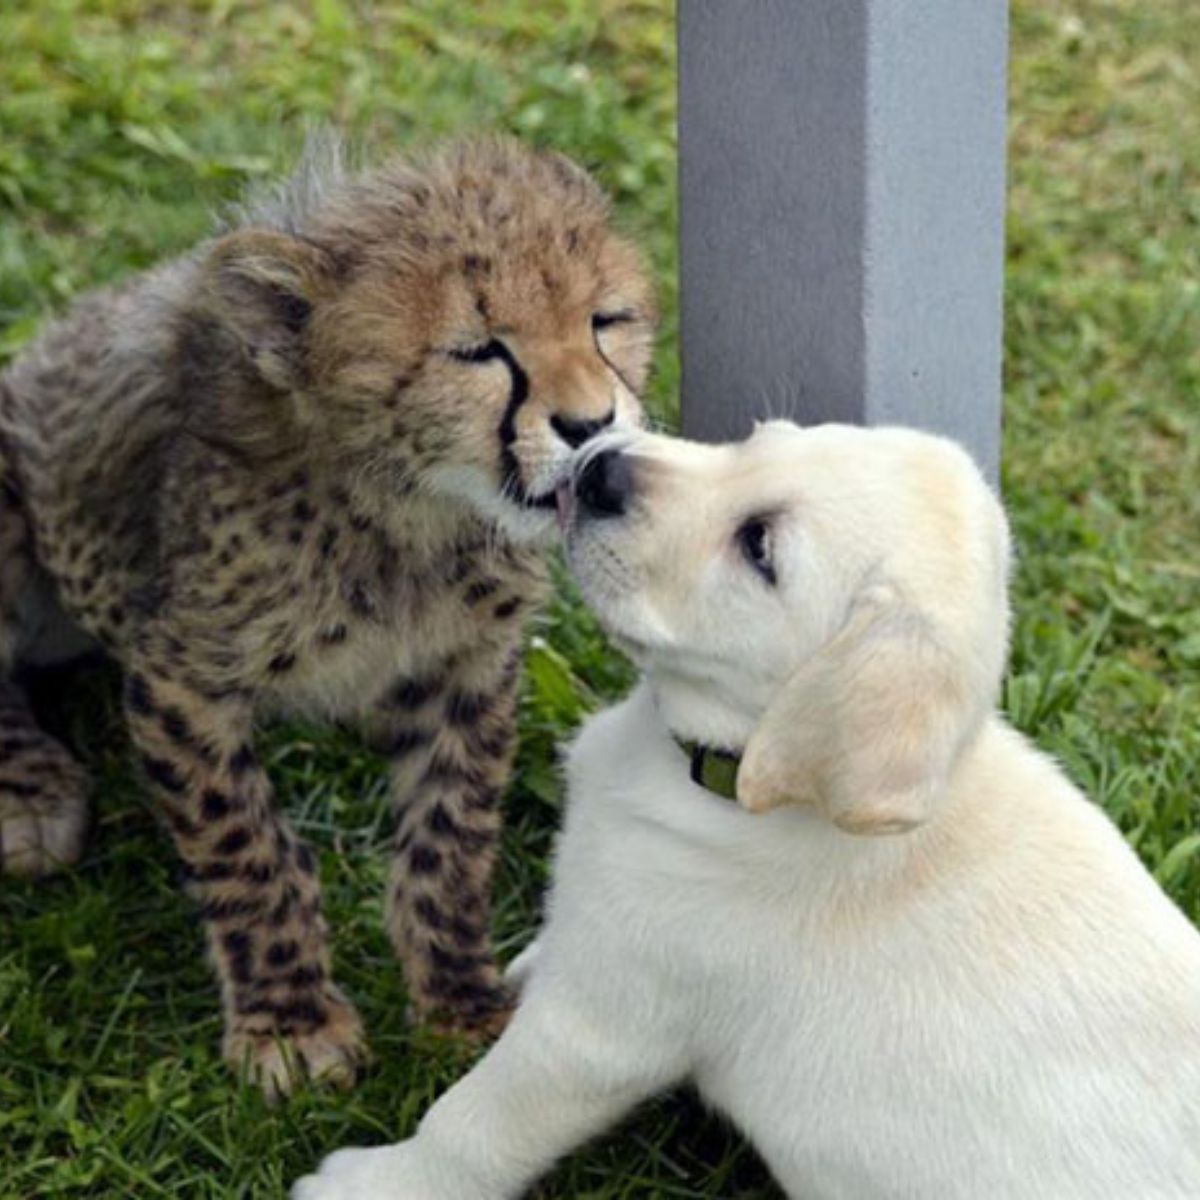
left=555, top=482, right=575, bottom=532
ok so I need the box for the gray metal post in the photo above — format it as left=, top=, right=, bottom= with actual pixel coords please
left=677, top=0, right=1008, bottom=482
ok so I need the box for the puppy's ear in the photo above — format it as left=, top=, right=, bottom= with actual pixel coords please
left=738, top=476, right=1010, bottom=835
left=201, top=230, right=333, bottom=390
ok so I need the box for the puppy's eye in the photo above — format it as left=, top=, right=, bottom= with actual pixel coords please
left=592, top=310, right=636, bottom=332
left=448, top=339, right=505, bottom=364
left=737, top=518, right=777, bottom=585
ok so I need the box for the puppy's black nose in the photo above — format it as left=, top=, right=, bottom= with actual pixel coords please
left=574, top=447, right=632, bottom=517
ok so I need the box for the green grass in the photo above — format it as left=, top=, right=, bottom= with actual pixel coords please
left=1, top=0, right=1197, bottom=1195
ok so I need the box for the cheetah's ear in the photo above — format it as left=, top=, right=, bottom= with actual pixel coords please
left=202, top=230, right=334, bottom=391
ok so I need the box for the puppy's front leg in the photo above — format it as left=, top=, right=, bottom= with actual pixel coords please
left=293, top=975, right=685, bottom=1200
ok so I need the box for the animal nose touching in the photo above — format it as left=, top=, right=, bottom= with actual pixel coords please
left=573, top=446, right=634, bottom=517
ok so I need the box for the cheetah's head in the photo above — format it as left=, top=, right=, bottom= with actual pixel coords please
left=199, top=137, right=655, bottom=544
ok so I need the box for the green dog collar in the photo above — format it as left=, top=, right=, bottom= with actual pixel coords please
left=677, top=738, right=742, bottom=802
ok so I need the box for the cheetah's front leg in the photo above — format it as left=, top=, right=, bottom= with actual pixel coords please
left=123, top=662, right=366, bottom=1097
left=376, top=645, right=521, bottom=1036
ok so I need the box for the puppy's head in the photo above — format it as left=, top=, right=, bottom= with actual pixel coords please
left=562, top=421, right=1011, bottom=835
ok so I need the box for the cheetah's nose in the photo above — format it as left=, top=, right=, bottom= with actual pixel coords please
left=550, top=409, right=615, bottom=449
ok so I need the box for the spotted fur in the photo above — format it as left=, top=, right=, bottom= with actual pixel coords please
left=0, top=137, right=654, bottom=1095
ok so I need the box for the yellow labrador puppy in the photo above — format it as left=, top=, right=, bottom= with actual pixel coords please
left=295, top=422, right=1200, bottom=1200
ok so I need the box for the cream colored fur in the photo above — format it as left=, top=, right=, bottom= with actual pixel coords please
left=294, top=421, right=1200, bottom=1198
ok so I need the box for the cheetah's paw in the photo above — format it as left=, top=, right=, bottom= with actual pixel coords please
left=0, top=758, right=90, bottom=878
left=423, top=980, right=515, bottom=1044
left=225, top=988, right=369, bottom=1100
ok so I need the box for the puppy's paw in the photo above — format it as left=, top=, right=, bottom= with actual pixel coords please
left=292, top=1145, right=415, bottom=1200
left=225, top=988, right=368, bottom=1100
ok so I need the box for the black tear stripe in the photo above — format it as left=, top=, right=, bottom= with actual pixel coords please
left=494, top=344, right=532, bottom=501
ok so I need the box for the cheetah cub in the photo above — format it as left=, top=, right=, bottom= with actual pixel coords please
left=0, top=137, right=653, bottom=1096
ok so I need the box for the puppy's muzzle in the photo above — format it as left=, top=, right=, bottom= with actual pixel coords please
left=574, top=447, right=633, bottom=518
